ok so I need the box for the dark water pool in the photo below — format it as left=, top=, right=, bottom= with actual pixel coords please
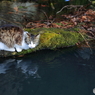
left=0, top=47, right=95, bottom=95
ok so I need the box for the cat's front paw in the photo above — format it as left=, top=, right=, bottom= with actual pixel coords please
left=15, top=48, right=22, bottom=52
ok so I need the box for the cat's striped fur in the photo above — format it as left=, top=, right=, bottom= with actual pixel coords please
left=0, top=25, right=40, bottom=52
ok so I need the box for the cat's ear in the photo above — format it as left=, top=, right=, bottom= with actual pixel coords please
left=31, top=34, right=40, bottom=39
left=24, top=31, right=30, bottom=37
left=24, top=32, right=31, bottom=38
left=33, top=34, right=41, bottom=45
left=35, top=34, right=41, bottom=39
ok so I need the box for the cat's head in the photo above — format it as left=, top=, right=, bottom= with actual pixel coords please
left=24, top=32, right=40, bottom=48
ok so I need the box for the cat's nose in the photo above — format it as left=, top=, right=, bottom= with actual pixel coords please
left=28, top=44, right=36, bottom=48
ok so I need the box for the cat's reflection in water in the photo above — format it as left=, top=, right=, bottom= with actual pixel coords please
left=0, top=58, right=40, bottom=95
left=16, top=58, right=40, bottom=78
left=0, top=59, right=17, bottom=74
left=0, top=58, right=40, bottom=78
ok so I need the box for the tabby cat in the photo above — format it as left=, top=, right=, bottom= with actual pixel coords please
left=0, top=25, right=40, bottom=52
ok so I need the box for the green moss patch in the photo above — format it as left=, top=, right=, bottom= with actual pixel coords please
left=24, top=28, right=85, bottom=52
left=38, top=29, right=84, bottom=49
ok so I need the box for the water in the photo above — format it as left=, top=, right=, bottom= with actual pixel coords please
left=0, top=47, right=95, bottom=95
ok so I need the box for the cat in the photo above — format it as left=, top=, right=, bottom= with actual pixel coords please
left=0, top=24, right=40, bottom=52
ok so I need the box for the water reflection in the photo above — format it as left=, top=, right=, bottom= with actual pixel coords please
left=0, top=59, right=16, bottom=74
left=0, top=58, right=39, bottom=77
left=75, top=47, right=92, bottom=60
left=16, top=58, right=40, bottom=78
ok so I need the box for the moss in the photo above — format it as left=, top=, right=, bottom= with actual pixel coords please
left=24, top=28, right=85, bottom=50
left=39, top=29, right=84, bottom=49
left=0, top=28, right=86, bottom=57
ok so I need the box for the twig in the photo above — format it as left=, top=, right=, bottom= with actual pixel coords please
left=39, top=9, right=55, bottom=25
left=56, top=5, right=83, bottom=14
left=78, top=31, right=93, bottom=54
left=39, top=9, right=49, bottom=23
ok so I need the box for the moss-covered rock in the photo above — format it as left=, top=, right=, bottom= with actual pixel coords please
left=0, top=28, right=86, bottom=57
left=41, top=31, right=83, bottom=48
